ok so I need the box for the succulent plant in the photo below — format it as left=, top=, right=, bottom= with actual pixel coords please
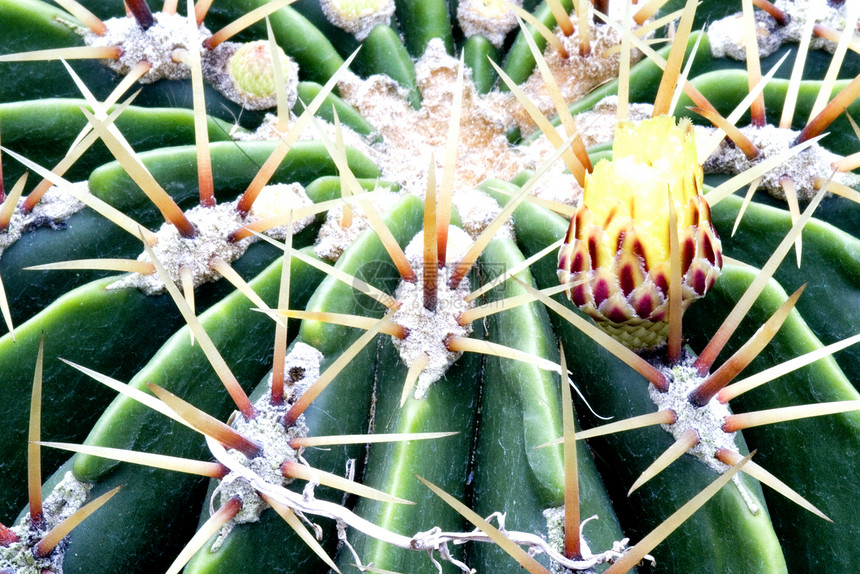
left=0, top=0, right=859, bottom=573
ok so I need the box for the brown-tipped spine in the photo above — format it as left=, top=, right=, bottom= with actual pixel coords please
left=689, top=285, right=806, bottom=407
left=752, top=0, right=788, bottom=26
left=795, top=72, right=860, bottom=144
left=593, top=0, right=609, bottom=23
left=126, top=0, right=154, bottom=30
left=0, top=524, right=18, bottom=546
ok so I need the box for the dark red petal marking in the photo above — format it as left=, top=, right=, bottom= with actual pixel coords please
left=692, top=268, right=707, bottom=295
left=689, top=197, right=699, bottom=223
left=616, top=229, right=626, bottom=254
left=593, top=278, right=610, bottom=307
left=572, top=284, right=588, bottom=307
left=682, top=237, right=695, bottom=274
left=619, top=262, right=636, bottom=296
left=705, top=272, right=717, bottom=293
left=634, top=294, right=656, bottom=319
left=654, top=272, right=669, bottom=297
left=588, top=234, right=599, bottom=270
left=606, top=304, right=629, bottom=323
left=566, top=215, right=578, bottom=243
left=634, top=238, right=648, bottom=270
left=572, top=249, right=586, bottom=274
left=603, top=205, right=618, bottom=228
left=701, top=229, right=717, bottom=266
left=558, top=250, right=570, bottom=273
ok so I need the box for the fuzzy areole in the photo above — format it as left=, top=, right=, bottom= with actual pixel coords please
left=391, top=227, right=475, bottom=399
left=0, top=472, right=92, bottom=574
left=210, top=343, right=322, bottom=546
left=83, top=12, right=210, bottom=83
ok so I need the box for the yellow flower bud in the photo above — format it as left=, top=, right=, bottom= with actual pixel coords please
left=558, top=116, right=722, bottom=351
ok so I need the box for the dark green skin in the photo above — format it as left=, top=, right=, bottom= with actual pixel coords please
left=464, top=35, right=499, bottom=95
left=3, top=240, right=318, bottom=518
left=0, top=102, right=234, bottom=332
left=87, top=140, right=379, bottom=225
left=0, top=0, right=264, bottom=126
left=486, top=180, right=789, bottom=573
left=678, top=72, right=860, bottom=164
left=710, top=194, right=860, bottom=394
left=353, top=24, right=421, bottom=109
left=472, top=237, right=627, bottom=572
left=337, top=322, right=482, bottom=573
left=395, top=0, right=454, bottom=57
left=305, top=175, right=399, bottom=199
left=501, top=0, right=574, bottom=89
left=0, top=162, right=373, bottom=523
left=71, top=186, right=407, bottom=479
left=0, top=101, right=234, bottom=186
left=183, top=457, right=336, bottom=574
left=181, top=339, right=343, bottom=574
left=0, top=0, right=112, bottom=103
left=296, top=82, right=379, bottom=137
left=690, top=212, right=860, bottom=573
left=289, top=0, right=362, bottom=58
left=0, top=209, right=141, bottom=334
left=58, top=250, right=324, bottom=573
left=0, top=277, right=184, bottom=524
left=677, top=72, right=860, bottom=237
left=0, top=0, right=365, bottom=126
left=182, top=194, right=425, bottom=572
left=662, top=0, right=860, bottom=78
left=0, top=139, right=374, bottom=334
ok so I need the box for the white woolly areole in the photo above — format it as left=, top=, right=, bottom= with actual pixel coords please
left=542, top=506, right=593, bottom=574
left=486, top=1, right=641, bottom=136
left=335, top=39, right=587, bottom=209
left=703, top=124, right=860, bottom=201
left=320, top=0, right=396, bottom=41
left=109, top=200, right=250, bottom=294
left=84, top=12, right=211, bottom=83
left=452, top=187, right=514, bottom=242
left=248, top=182, right=314, bottom=240
left=392, top=227, right=474, bottom=399
left=231, top=111, right=378, bottom=164
left=0, top=182, right=87, bottom=257
left=109, top=186, right=312, bottom=295
left=648, top=360, right=736, bottom=474
left=314, top=186, right=402, bottom=261
left=457, top=0, right=522, bottom=49
left=0, top=471, right=92, bottom=573
left=570, top=96, right=655, bottom=149
left=213, top=343, right=323, bottom=542
left=708, top=0, right=846, bottom=60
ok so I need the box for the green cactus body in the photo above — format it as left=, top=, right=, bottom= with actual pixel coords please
left=0, top=1, right=858, bottom=573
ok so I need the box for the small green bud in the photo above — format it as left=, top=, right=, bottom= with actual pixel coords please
left=229, top=40, right=291, bottom=99
left=320, top=0, right=395, bottom=40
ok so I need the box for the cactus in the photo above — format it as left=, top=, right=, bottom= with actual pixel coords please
left=0, top=0, right=859, bottom=573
